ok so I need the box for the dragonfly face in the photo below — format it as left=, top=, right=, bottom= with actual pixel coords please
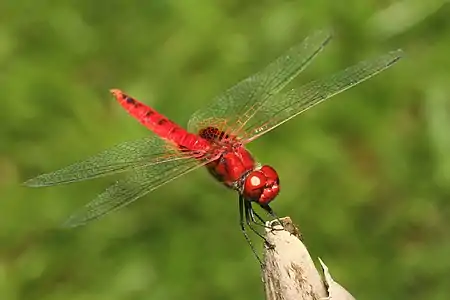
left=242, top=165, right=280, bottom=205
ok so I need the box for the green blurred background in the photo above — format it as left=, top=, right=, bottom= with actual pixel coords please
left=1, top=0, right=450, bottom=299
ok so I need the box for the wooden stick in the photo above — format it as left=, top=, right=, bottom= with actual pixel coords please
left=262, top=217, right=356, bottom=300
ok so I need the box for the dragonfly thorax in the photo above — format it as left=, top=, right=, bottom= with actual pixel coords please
left=199, top=126, right=280, bottom=204
left=242, top=165, right=279, bottom=205
left=199, top=126, right=232, bottom=142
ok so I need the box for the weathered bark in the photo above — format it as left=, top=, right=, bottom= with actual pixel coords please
left=262, top=217, right=356, bottom=300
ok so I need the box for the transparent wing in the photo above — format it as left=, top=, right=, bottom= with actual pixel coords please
left=24, top=135, right=205, bottom=187
left=242, top=49, right=404, bottom=142
left=62, top=154, right=212, bottom=228
left=187, top=30, right=332, bottom=136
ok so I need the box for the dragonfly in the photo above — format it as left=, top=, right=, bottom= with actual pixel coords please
left=25, top=30, right=403, bottom=264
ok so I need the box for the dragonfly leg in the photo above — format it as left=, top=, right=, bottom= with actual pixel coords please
left=251, top=208, right=265, bottom=224
left=250, top=206, right=273, bottom=227
left=244, top=201, right=272, bottom=243
left=247, top=202, right=275, bottom=231
left=260, top=204, right=286, bottom=231
left=239, top=195, right=264, bottom=267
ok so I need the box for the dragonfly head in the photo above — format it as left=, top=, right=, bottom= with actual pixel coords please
left=243, top=165, right=279, bottom=205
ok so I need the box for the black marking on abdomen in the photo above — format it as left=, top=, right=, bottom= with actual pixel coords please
left=125, top=97, right=136, bottom=105
left=157, top=118, right=168, bottom=125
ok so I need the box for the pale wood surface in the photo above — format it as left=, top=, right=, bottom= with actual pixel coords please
left=262, top=217, right=356, bottom=300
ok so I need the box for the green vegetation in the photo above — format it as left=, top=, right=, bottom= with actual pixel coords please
left=1, top=1, right=450, bottom=299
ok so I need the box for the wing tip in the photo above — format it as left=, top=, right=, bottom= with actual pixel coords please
left=385, top=49, right=404, bottom=67
left=22, top=176, right=69, bottom=188
left=23, top=177, right=45, bottom=187
left=61, top=216, right=87, bottom=229
left=307, top=28, right=334, bottom=48
left=392, top=48, right=404, bottom=58
left=315, top=28, right=334, bottom=39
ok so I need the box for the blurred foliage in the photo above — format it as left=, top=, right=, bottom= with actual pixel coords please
left=1, top=0, right=450, bottom=299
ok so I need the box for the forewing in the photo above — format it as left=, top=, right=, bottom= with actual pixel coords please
left=24, top=136, right=204, bottom=187
left=62, top=155, right=211, bottom=227
left=241, top=49, right=404, bottom=142
left=187, top=30, right=332, bottom=136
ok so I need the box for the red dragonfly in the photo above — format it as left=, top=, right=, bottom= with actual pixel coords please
left=25, top=31, right=402, bottom=261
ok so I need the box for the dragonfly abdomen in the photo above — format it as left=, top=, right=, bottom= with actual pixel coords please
left=111, top=89, right=211, bottom=152
left=111, top=89, right=178, bottom=134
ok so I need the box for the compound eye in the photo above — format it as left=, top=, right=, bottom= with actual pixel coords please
left=260, top=165, right=279, bottom=184
left=242, top=166, right=280, bottom=204
left=243, top=171, right=266, bottom=200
